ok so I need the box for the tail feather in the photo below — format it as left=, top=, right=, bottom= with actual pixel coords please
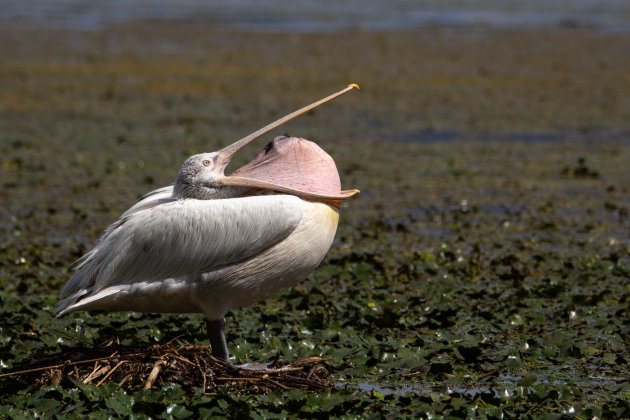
left=55, top=286, right=124, bottom=317
left=55, top=289, right=90, bottom=317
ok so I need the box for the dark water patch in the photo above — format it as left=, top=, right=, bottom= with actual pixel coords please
left=346, top=372, right=625, bottom=399
left=346, top=382, right=506, bottom=398
left=351, top=382, right=428, bottom=396
left=388, top=129, right=630, bottom=144
left=508, top=133, right=563, bottom=142
left=392, top=129, right=460, bottom=143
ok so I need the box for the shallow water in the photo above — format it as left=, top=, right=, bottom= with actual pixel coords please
left=2, top=0, right=630, bottom=32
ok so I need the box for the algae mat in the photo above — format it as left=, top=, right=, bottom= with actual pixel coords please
left=1, top=23, right=629, bottom=418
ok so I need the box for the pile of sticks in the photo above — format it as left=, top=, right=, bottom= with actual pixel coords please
left=1, top=344, right=334, bottom=393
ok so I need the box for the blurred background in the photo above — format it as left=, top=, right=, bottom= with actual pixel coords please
left=3, top=0, right=630, bottom=32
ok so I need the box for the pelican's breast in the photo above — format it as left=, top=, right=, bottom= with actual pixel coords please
left=194, top=200, right=340, bottom=319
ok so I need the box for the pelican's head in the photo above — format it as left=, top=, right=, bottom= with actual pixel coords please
left=174, top=84, right=361, bottom=203
left=173, top=152, right=223, bottom=200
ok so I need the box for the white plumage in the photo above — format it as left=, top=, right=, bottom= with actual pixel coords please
left=56, top=192, right=338, bottom=321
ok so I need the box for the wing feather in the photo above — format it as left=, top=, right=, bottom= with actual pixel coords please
left=75, top=186, right=177, bottom=270
left=59, top=195, right=303, bottom=300
left=121, top=185, right=174, bottom=218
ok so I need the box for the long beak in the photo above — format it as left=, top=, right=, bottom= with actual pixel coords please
left=215, top=84, right=359, bottom=172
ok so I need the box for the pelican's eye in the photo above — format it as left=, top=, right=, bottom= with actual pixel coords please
left=202, top=159, right=212, bottom=167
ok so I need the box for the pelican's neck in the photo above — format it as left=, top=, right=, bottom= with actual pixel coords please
left=172, top=181, right=260, bottom=201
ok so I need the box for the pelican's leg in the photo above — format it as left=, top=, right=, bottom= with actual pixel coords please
left=206, top=318, right=286, bottom=371
left=206, top=318, right=229, bottom=361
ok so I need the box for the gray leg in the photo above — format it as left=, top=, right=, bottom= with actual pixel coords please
left=206, top=318, right=229, bottom=361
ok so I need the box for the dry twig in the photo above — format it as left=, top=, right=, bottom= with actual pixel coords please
left=144, top=360, right=166, bottom=389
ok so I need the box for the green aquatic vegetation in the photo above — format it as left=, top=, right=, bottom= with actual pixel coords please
left=2, top=22, right=630, bottom=418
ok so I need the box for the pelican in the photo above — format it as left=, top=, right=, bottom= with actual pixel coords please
left=55, top=84, right=360, bottom=362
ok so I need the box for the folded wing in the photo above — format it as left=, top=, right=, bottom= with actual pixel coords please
left=57, top=194, right=304, bottom=311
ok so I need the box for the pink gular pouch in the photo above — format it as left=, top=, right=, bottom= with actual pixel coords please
left=227, top=135, right=359, bottom=204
